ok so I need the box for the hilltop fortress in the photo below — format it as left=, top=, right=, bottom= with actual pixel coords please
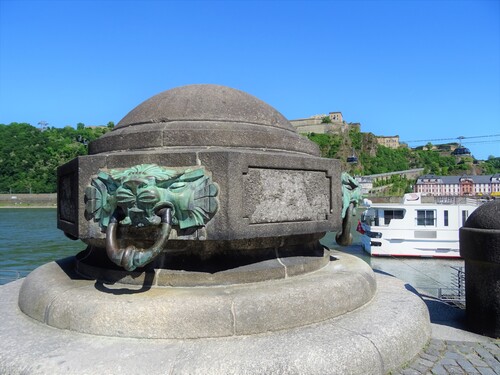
left=290, top=111, right=360, bottom=134
left=290, top=112, right=401, bottom=149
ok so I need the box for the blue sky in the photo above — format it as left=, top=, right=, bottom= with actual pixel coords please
left=1, top=0, right=499, bottom=159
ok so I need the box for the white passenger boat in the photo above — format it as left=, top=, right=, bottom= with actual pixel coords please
left=359, top=193, right=480, bottom=258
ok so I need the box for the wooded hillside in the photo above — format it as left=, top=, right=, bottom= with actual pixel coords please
left=0, top=122, right=112, bottom=193
left=0, top=123, right=498, bottom=194
left=306, top=129, right=499, bottom=176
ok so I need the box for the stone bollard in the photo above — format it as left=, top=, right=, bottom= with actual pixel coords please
left=460, top=200, right=500, bottom=338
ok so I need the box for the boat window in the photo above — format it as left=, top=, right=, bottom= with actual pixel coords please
left=383, top=209, right=405, bottom=225
left=361, top=209, right=376, bottom=226
left=444, top=210, right=449, bottom=227
left=362, top=208, right=406, bottom=227
left=461, top=210, right=469, bottom=226
left=416, top=210, right=436, bottom=226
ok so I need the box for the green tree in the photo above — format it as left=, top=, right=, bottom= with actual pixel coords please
left=0, top=122, right=112, bottom=193
left=483, top=157, right=500, bottom=173
left=305, top=133, right=342, bottom=158
left=361, top=146, right=410, bottom=175
left=349, top=128, right=362, bottom=150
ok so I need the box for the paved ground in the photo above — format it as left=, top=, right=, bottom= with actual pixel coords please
left=2, top=256, right=498, bottom=374
left=393, top=293, right=500, bottom=375
left=395, top=339, right=500, bottom=375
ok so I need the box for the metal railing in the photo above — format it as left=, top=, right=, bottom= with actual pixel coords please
left=435, top=196, right=483, bottom=206
left=437, top=266, right=465, bottom=308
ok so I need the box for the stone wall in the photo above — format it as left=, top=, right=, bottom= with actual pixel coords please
left=289, top=118, right=323, bottom=127
left=292, top=122, right=360, bottom=135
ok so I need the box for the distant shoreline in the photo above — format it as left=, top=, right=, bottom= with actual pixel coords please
left=0, top=193, right=57, bottom=208
left=0, top=205, right=56, bottom=209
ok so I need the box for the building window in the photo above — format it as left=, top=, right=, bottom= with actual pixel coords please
left=444, top=210, right=449, bottom=226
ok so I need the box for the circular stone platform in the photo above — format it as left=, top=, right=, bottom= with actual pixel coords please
left=0, top=252, right=431, bottom=375
left=19, top=251, right=376, bottom=339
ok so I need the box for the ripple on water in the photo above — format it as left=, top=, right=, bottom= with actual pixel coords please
left=0, top=209, right=84, bottom=282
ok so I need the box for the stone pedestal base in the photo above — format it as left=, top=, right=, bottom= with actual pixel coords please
left=18, top=251, right=375, bottom=339
left=0, top=252, right=430, bottom=374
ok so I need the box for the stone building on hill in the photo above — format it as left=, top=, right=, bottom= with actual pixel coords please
left=290, top=112, right=403, bottom=151
left=290, top=111, right=360, bottom=134
left=376, top=135, right=400, bottom=149
left=415, top=174, right=500, bottom=197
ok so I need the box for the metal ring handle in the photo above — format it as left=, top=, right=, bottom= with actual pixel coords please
left=106, top=208, right=172, bottom=271
left=335, top=202, right=354, bottom=246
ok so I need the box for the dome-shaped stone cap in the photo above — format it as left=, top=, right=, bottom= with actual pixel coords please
left=89, top=84, right=320, bottom=156
left=463, top=200, right=500, bottom=229
left=116, top=84, right=294, bottom=131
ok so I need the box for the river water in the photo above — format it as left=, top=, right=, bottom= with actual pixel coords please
left=0, top=209, right=84, bottom=284
left=0, top=209, right=463, bottom=296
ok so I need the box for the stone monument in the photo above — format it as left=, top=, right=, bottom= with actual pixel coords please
left=460, top=200, right=500, bottom=338
left=0, top=85, right=430, bottom=374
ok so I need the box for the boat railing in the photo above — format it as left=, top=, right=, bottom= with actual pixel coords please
left=435, top=196, right=482, bottom=206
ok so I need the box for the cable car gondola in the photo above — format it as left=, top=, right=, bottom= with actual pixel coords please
left=452, top=147, right=471, bottom=156
left=451, top=136, right=471, bottom=156
left=347, top=148, right=358, bottom=163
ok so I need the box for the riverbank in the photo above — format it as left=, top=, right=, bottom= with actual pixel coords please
left=0, top=205, right=56, bottom=208
left=0, top=193, right=418, bottom=209
left=0, top=194, right=56, bottom=208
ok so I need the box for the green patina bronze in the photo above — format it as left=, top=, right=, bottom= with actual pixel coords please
left=340, top=172, right=362, bottom=219
left=336, top=172, right=363, bottom=246
left=84, top=164, right=219, bottom=271
left=85, top=164, right=218, bottom=231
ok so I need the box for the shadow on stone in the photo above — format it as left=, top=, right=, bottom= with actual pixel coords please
left=373, top=268, right=397, bottom=278
left=54, top=256, right=88, bottom=280
left=420, top=295, right=466, bottom=329
left=94, top=272, right=154, bottom=294
left=404, top=283, right=420, bottom=297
